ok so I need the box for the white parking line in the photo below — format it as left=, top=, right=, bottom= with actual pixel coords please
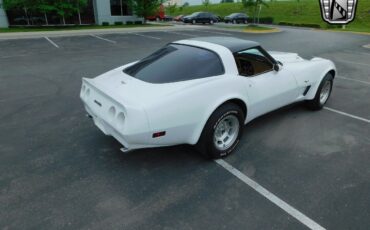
left=90, top=34, right=117, bottom=44
left=0, top=54, right=28, bottom=59
left=337, top=76, right=370, bottom=86
left=324, top=107, right=370, bottom=123
left=215, top=159, right=326, bottom=230
left=200, top=30, right=232, bottom=35
left=129, top=32, right=161, bottom=40
left=165, top=31, right=196, bottom=37
left=44, top=37, right=59, bottom=48
left=334, top=59, right=370, bottom=67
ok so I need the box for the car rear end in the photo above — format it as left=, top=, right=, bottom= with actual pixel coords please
left=80, top=77, right=151, bottom=151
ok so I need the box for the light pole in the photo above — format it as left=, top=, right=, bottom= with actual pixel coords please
left=0, top=0, right=9, bottom=28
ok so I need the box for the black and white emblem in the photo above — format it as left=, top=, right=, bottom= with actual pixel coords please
left=319, top=0, right=358, bottom=24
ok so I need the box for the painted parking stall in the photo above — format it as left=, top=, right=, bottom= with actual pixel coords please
left=0, top=26, right=370, bottom=230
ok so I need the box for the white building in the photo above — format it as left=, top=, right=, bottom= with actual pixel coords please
left=0, top=0, right=9, bottom=28
left=0, top=0, right=143, bottom=27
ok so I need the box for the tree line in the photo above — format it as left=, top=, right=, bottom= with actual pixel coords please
left=3, top=0, right=88, bottom=25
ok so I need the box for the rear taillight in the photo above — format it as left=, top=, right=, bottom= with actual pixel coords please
left=108, top=106, right=116, bottom=122
left=116, top=112, right=125, bottom=129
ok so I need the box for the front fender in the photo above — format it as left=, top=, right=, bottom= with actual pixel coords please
left=305, top=58, right=336, bottom=99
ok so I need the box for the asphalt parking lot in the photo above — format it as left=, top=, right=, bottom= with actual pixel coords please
left=1, top=26, right=370, bottom=230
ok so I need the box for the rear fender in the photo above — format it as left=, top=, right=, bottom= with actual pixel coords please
left=190, top=95, right=248, bottom=145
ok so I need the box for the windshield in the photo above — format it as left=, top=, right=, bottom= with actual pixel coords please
left=229, top=13, right=240, bottom=17
left=189, top=12, right=201, bottom=17
left=124, top=44, right=224, bottom=83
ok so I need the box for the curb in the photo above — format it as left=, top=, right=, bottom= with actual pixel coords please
left=0, top=25, right=200, bottom=39
left=242, top=28, right=281, bottom=33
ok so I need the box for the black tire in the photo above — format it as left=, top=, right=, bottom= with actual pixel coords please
left=192, top=19, right=196, bottom=24
left=243, top=19, right=247, bottom=24
left=232, top=19, right=236, bottom=24
left=210, top=20, right=214, bottom=24
left=196, top=103, right=244, bottom=159
left=305, top=73, right=334, bottom=110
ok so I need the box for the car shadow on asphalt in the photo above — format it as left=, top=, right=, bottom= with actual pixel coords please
left=96, top=102, right=310, bottom=166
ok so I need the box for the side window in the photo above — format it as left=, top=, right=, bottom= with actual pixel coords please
left=234, top=47, right=273, bottom=77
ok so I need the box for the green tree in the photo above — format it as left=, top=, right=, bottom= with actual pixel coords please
left=73, top=0, right=88, bottom=25
left=166, top=2, right=176, bottom=16
left=295, top=0, right=300, bottom=14
left=53, top=0, right=75, bottom=25
left=179, top=1, right=188, bottom=11
left=130, top=0, right=162, bottom=23
left=3, top=0, right=38, bottom=25
left=241, top=0, right=268, bottom=24
left=202, top=0, right=210, bottom=9
left=37, top=0, right=55, bottom=25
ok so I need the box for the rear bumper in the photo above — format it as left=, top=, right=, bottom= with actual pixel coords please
left=84, top=104, right=152, bottom=151
left=84, top=104, right=130, bottom=147
left=80, top=78, right=154, bottom=151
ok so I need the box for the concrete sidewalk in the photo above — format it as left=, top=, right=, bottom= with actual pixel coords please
left=0, top=24, right=201, bottom=39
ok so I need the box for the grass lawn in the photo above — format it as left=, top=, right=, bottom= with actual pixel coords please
left=172, top=0, right=370, bottom=33
left=0, top=24, right=169, bottom=33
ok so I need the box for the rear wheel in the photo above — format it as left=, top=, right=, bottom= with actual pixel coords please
left=243, top=19, right=247, bottom=24
left=305, top=73, right=333, bottom=110
left=196, top=103, right=244, bottom=159
left=232, top=19, right=236, bottom=24
left=192, top=19, right=196, bottom=24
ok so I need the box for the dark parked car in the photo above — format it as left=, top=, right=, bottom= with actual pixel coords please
left=163, top=15, right=173, bottom=21
left=224, top=13, right=248, bottom=24
left=183, top=12, right=218, bottom=24
left=14, top=16, right=45, bottom=25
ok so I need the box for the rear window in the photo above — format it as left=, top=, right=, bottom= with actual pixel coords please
left=124, top=44, right=224, bottom=83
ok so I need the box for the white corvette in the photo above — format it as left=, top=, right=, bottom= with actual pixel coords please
left=80, top=37, right=336, bottom=158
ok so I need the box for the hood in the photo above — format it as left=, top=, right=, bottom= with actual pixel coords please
left=269, top=51, right=306, bottom=64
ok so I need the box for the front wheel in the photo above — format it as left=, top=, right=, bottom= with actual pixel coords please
left=196, top=103, right=244, bottom=159
left=305, top=73, right=333, bottom=110
left=210, top=20, right=214, bottom=24
left=192, top=19, right=196, bottom=24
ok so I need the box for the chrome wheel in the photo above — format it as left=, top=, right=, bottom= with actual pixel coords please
left=320, top=80, right=331, bottom=105
left=213, top=115, right=240, bottom=151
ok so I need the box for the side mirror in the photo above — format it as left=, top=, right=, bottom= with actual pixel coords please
left=273, top=64, right=280, bottom=72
